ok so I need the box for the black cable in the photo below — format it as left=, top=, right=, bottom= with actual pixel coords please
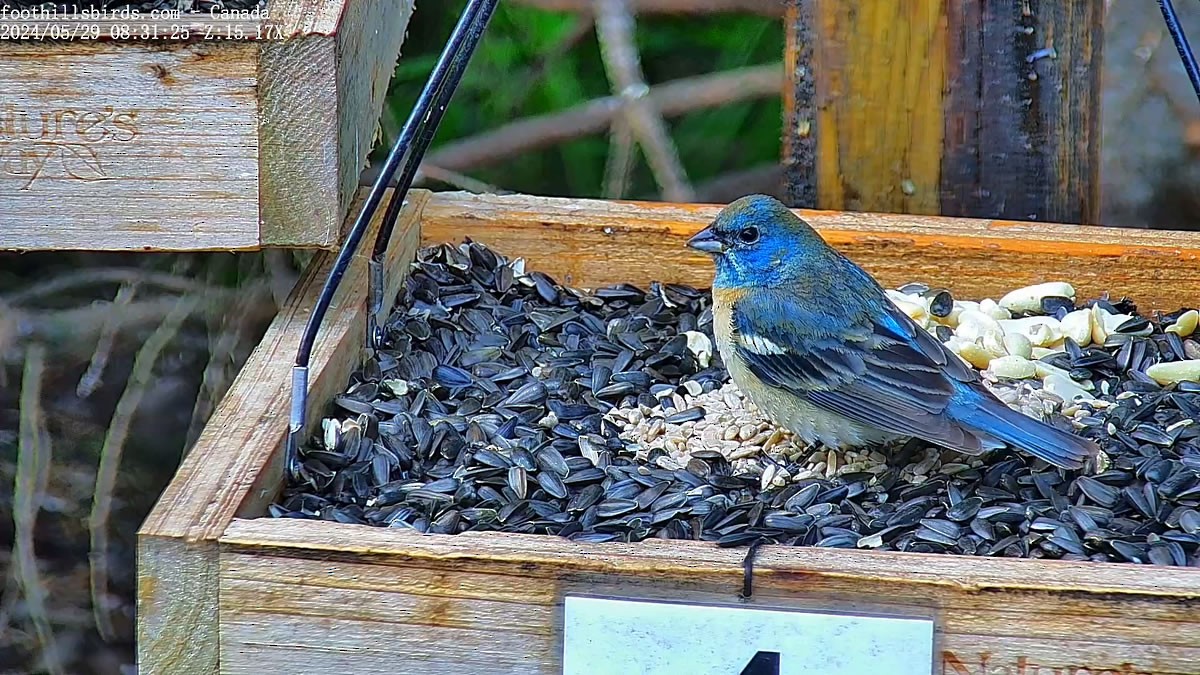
left=374, top=0, right=499, bottom=259
left=285, top=0, right=500, bottom=477
left=738, top=540, right=762, bottom=601
left=1158, top=0, right=1200, bottom=105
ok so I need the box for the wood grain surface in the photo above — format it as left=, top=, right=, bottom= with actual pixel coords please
left=784, top=1, right=1104, bottom=225
left=136, top=189, right=427, bottom=673
left=0, top=40, right=260, bottom=250
left=218, top=518, right=1200, bottom=675
left=0, top=0, right=410, bottom=252
left=420, top=191, right=1200, bottom=313
left=258, top=0, right=413, bottom=247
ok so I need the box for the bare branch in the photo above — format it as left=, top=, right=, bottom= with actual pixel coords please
left=17, top=285, right=271, bottom=360
left=89, top=297, right=196, bottom=641
left=3, top=268, right=231, bottom=306
left=603, top=118, right=637, bottom=198
left=423, top=63, right=781, bottom=171
left=512, top=0, right=785, bottom=16
left=418, top=165, right=509, bottom=194
left=13, top=344, right=65, bottom=675
left=76, top=283, right=136, bottom=399
left=594, top=0, right=694, bottom=200
left=695, top=162, right=786, bottom=202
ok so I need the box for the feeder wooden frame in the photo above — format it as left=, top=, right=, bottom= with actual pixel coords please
left=139, top=189, right=1200, bottom=674
left=0, top=0, right=412, bottom=251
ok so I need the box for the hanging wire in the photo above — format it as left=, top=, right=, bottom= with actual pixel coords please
left=1158, top=0, right=1200, bottom=105
left=372, top=1, right=498, bottom=259
left=286, top=0, right=500, bottom=478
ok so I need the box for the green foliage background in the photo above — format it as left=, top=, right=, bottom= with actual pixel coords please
left=377, top=1, right=784, bottom=198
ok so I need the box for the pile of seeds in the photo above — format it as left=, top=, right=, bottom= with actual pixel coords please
left=271, top=241, right=1200, bottom=566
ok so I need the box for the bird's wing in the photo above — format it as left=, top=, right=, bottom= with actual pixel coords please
left=730, top=292, right=983, bottom=449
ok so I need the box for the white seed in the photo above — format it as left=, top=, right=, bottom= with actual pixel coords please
left=1167, top=309, right=1199, bottom=337
left=1002, top=333, right=1033, bottom=359
left=998, top=316, right=1062, bottom=347
left=382, top=379, right=410, bottom=396
left=1102, top=312, right=1151, bottom=337
left=1030, top=346, right=1056, bottom=360
left=940, top=300, right=980, bottom=328
left=760, top=463, right=777, bottom=491
left=1033, top=361, right=1071, bottom=380
left=1090, top=305, right=1109, bottom=345
left=988, top=354, right=1037, bottom=379
left=1060, top=309, right=1092, bottom=346
left=886, top=290, right=928, bottom=321
left=979, top=298, right=1012, bottom=320
left=730, top=446, right=758, bottom=460
left=763, top=429, right=786, bottom=450
left=684, top=330, right=713, bottom=368
left=957, top=341, right=996, bottom=369
left=857, top=533, right=885, bottom=548
left=1043, top=373, right=1095, bottom=402
left=322, top=418, right=340, bottom=450
left=981, top=330, right=1009, bottom=358
left=955, top=309, right=1003, bottom=343
left=1167, top=419, right=1195, bottom=433
left=1146, top=360, right=1200, bottom=385
left=683, top=380, right=704, bottom=397
left=998, top=282, right=1075, bottom=314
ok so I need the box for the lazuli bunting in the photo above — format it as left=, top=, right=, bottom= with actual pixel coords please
left=687, top=195, right=1099, bottom=470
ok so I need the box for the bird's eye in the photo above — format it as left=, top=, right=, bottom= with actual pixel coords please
left=737, top=227, right=760, bottom=244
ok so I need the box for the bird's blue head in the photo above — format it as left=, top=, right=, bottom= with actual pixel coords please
left=686, top=194, right=830, bottom=289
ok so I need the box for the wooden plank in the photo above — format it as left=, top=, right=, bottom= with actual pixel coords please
left=814, top=1, right=946, bottom=216
left=136, top=189, right=427, bottom=674
left=419, top=191, right=1200, bottom=313
left=784, top=1, right=1104, bottom=225
left=258, top=0, right=413, bottom=247
left=0, top=40, right=260, bottom=250
left=218, top=518, right=1200, bottom=675
left=940, top=2, right=1104, bottom=224
left=331, top=0, right=414, bottom=243
left=0, top=0, right=411, bottom=251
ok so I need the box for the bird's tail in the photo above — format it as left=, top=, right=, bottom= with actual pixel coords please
left=953, top=392, right=1100, bottom=470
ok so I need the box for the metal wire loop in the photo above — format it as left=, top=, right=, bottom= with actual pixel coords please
left=285, top=0, right=500, bottom=480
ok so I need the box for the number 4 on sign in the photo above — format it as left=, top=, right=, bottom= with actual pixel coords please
left=562, top=596, right=934, bottom=675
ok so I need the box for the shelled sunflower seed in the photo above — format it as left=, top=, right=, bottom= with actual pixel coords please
left=271, top=241, right=1200, bottom=566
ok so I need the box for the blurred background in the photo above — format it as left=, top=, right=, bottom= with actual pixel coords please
left=2, top=1, right=1199, bottom=672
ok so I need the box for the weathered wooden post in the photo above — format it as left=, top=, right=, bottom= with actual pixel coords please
left=784, top=1, right=1104, bottom=224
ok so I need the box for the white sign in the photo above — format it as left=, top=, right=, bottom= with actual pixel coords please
left=562, top=596, right=934, bottom=675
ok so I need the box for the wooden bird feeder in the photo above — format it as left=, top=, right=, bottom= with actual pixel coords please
left=0, top=0, right=413, bottom=251
left=783, top=1, right=1104, bottom=225
left=138, top=189, right=1200, bottom=674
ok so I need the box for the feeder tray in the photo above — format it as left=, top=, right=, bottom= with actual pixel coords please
left=138, top=189, right=1200, bottom=675
left=0, top=0, right=412, bottom=251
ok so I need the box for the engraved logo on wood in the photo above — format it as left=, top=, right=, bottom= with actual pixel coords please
left=0, top=105, right=138, bottom=189
left=942, top=650, right=1154, bottom=675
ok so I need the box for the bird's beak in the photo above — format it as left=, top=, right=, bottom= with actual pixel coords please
left=686, top=226, right=725, bottom=254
